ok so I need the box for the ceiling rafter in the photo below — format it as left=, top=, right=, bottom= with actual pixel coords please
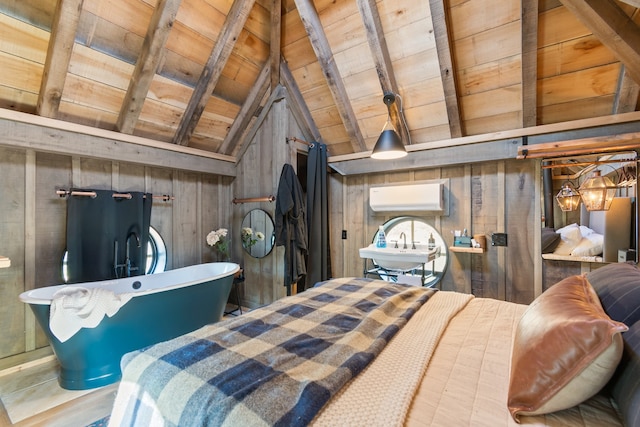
left=521, top=0, right=539, bottom=127
left=429, top=0, right=462, bottom=138
left=559, top=0, right=640, bottom=84
left=37, top=0, right=84, bottom=118
left=613, top=64, right=640, bottom=113
left=293, top=0, right=367, bottom=152
left=280, top=57, right=322, bottom=143
left=172, top=0, right=256, bottom=146
left=116, top=0, right=182, bottom=134
left=219, top=61, right=271, bottom=155
left=233, top=84, right=287, bottom=159
left=356, top=0, right=408, bottom=145
left=270, top=0, right=282, bottom=90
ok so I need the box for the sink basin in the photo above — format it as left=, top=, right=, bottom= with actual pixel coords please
left=359, top=244, right=439, bottom=271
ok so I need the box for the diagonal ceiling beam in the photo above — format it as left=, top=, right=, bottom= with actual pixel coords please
left=37, top=0, right=85, bottom=118
left=521, top=0, right=539, bottom=127
left=117, top=0, right=182, bottom=134
left=219, top=61, right=271, bottom=155
left=559, top=0, right=640, bottom=84
left=280, top=57, right=322, bottom=142
left=172, top=0, right=256, bottom=146
left=293, top=0, right=367, bottom=152
left=355, top=0, right=408, bottom=145
left=429, top=0, right=463, bottom=138
left=233, top=84, right=287, bottom=159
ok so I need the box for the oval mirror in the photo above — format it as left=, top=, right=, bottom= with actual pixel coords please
left=241, top=209, right=275, bottom=258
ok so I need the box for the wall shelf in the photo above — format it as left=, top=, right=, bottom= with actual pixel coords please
left=449, top=246, right=484, bottom=254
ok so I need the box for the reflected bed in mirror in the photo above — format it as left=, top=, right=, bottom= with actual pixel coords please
left=541, top=151, right=637, bottom=263
left=241, top=209, right=275, bottom=259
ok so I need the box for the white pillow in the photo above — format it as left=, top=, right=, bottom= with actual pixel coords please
left=580, top=225, right=595, bottom=237
left=571, top=233, right=604, bottom=257
left=554, top=224, right=583, bottom=255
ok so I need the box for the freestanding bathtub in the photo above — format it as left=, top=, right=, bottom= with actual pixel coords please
left=19, top=262, right=239, bottom=390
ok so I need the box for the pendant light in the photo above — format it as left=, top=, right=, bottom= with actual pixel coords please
left=555, top=182, right=581, bottom=212
left=371, top=93, right=407, bottom=160
left=578, top=170, right=617, bottom=211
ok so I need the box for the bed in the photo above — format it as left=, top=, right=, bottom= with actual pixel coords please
left=108, top=263, right=640, bottom=427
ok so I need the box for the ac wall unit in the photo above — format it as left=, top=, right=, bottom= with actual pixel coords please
left=369, top=182, right=444, bottom=212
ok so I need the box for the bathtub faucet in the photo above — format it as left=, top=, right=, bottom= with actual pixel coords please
left=125, top=232, right=141, bottom=277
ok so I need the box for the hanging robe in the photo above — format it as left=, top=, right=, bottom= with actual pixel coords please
left=275, top=164, right=307, bottom=295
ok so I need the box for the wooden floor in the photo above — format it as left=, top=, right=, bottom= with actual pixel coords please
left=0, top=354, right=116, bottom=427
left=0, top=305, right=246, bottom=427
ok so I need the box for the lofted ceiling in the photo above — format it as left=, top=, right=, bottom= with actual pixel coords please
left=0, top=0, right=639, bottom=161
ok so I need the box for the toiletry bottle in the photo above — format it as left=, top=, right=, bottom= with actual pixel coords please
left=428, top=233, right=436, bottom=250
left=376, top=226, right=387, bottom=248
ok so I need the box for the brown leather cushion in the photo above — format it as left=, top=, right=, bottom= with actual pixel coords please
left=507, top=275, right=628, bottom=421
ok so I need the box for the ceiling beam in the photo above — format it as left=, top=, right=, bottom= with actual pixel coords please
left=356, top=0, right=408, bottom=144
left=613, top=64, right=640, bottom=114
left=116, top=0, right=182, bottom=134
left=37, top=0, right=84, bottom=118
left=429, top=0, right=463, bottom=138
left=521, top=0, right=539, bottom=127
left=270, top=0, right=282, bottom=89
left=219, top=62, right=271, bottom=155
left=172, top=0, right=256, bottom=146
left=0, top=109, right=236, bottom=176
left=293, top=0, right=367, bottom=152
left=280, top=57, right=322, bottom=143
left=233, top=84, right=287, bottom=159
left=559, top=0, right=640, bottom=84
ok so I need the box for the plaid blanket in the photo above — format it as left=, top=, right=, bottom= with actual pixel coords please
left=108, top=277, right=436, bottom=427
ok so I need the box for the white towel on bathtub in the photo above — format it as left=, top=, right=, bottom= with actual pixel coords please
left=49, top=286, right=134, bottom=343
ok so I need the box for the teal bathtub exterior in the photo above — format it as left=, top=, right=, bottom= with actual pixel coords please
left=20, top=262, right=239, bottom=390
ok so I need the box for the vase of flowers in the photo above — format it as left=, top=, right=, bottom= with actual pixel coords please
left=206, top=227, right=230, bottom=261
left=241, top=227, right=265, bottom=250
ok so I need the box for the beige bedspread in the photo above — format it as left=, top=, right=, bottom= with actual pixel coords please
left=320, top=293, right=624, bottom=427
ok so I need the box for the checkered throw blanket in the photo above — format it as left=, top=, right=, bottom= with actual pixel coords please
left=108, top=277, right=436, bottom=427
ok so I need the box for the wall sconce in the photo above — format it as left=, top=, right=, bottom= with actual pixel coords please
left=371, top=92, right=408, bottom=160
left=578, top=170, right=617, bottom=211
left=555, top=182, right=581, bottom=212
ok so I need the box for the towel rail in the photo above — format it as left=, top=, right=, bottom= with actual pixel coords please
left=232, top=195, right=276, bottom=204
left=56, top=189, right=174, bottom=201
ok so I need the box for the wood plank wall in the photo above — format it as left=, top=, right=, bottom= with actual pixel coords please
left=0, top=146, right=232, bottom=361
left=233, top=95, right=306, bottom=308
left=330, top=158, right=539, bottom=304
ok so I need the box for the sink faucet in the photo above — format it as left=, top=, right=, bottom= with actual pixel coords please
left=125, top=232, right=141, bottom=277
left=399, top=232, right=408, bottom=249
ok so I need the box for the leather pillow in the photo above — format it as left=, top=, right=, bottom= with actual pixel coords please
left=507, top=275, right=628, bottom=421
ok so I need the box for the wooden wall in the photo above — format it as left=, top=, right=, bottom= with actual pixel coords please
left=233, top=94, right=307, bottom=308
left=0, top=146, right=232, bottom=361
left=330, top=158, right=540, bottom=305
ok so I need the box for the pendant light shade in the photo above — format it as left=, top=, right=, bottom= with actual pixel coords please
left=371, top=93, right=407, bottom=160
left=555, top=182, right=581, bottom=212
left=371, top=128, right=406, bottom=159
left=578, top=170, right=617, bottom=211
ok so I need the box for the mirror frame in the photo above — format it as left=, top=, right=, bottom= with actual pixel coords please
left=241, top=208, right=276, bottom=259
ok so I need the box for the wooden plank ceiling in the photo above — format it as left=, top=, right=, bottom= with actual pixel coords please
left=0, top=0, right=638, bottom=159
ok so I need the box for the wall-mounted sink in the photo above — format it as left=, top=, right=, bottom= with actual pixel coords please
left=359, top=244, right=440, bottom=271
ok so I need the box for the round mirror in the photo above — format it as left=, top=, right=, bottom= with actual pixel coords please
left=241, top=209, right=275, bottom=258
left=371, top=216, right=448, bottom=288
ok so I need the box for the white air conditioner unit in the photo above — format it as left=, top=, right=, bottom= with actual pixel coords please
left=369, top=182, right=444, bottom=212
